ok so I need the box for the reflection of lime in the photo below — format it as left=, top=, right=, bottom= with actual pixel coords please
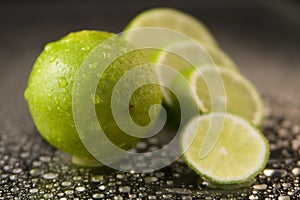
left=181, top=113, right=269, bottom=185
left=190, top=67, right=264, bottom=126
left=124, top=7, right=218, bottom=47
left=24, top=30, right=162, bottom=166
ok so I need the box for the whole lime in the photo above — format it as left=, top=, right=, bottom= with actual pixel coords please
left=24, top=30, right=162, bottom=165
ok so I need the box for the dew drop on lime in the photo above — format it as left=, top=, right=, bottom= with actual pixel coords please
left=59, top=77, right=67, bottom=87
left=49, top=55, right=57, bottom=63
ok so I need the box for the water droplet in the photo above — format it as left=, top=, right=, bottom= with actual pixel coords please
left=164, top=188, right=192, bottom=195
left=44, top=44, right=53, bottom=51
left=93, top=193, right=104, bottom=199
left=263, top=169, right=287, bottom=178
left=98, top=185, right=106, bottom=190
left=91, top=175, right=103, bottom=182
left=42, top=172, right=58, bottom=179
left=59, top=77, right=68, bottom=87
left=182, top=196, right=192, bottom=200
left=282, top=182, right=291, bottom=188
left=65, top=190, right=74, bottom=195
left=113, top=195, right=123, bottom=200
left=12, top=168, right=22, bottom=174
left=73, top=176, right=82, bottom=181
left=248, top=194, right=259, bottom=200
left=61, top=181, right=72, bottom=187
left=44, top=193, right=53, bottom=199
left=145, top=176, right=158, bottom=182
left=292, top=168, right=300, bottom=176
left=162, top=194, right=172, bottom=199
left=49, top=56, right=57, bottom=63
left=81, top=46, right=90, bottom=51
left=118, top=186, right=130, bottom=193
left=116, top=174, right=124, bottom=179
left=278, top=196, right=290, bottom=200
left=29, top=188, right=38, bottom=193
left=75, top=186, right=85, bottom=192
left=253, top=183, right=267, bottom=190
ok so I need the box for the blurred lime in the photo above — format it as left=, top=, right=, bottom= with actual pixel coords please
left=124, top=7, right=218, bottom=48
left=153, top=40, right=238, bottom=105
left=190, top=67, right=264, bottom=126
left=181, top=113, right=269, bottom=185
left=24, top=30, right=162, bottom=166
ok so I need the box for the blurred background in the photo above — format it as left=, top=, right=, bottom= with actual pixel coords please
left=1, top=0, right=299, bottom=127
left=0, top=0, right=299, bottom=199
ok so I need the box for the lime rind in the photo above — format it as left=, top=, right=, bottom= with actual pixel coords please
left=180, top=113, right=270, bottom=185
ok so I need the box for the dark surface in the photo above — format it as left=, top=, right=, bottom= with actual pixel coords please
left=0, top=1, right=300, bottom=199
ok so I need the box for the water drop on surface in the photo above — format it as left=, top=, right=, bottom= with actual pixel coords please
left=118, top=186, right=131, bottom=193
left=263, top=169, right=287, bottom=178
left=42, top=172, right=58, bottom=180
left=65, top=190, right=74, bottom=195
left=113, top=195, right=123, bottom=200
left=292, top=168, right=300, bottom=176
left=61, top=181, right=72, bottom=187
left=248, top=194, right=259, bottom=200
left=253, top=184, right=267, bottom=190
left=44, top=193, right=53, bottom=199
left=29, top=188, right=38, bottom=193
left=92, top=193, right=104, bottom=199
left=145, top=176, right=158, bottom=182
left=278, top=196, right=290, bottom=200
left=75, top=186, right=85, bottom=192
left=98, top=185, right=106, bottom=190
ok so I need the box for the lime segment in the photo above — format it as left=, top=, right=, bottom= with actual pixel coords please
left=181, top=113, right=269, bottom=184
left=190, top=67, right=264, bottom=126
left=124, top=7, right=218, bottom=47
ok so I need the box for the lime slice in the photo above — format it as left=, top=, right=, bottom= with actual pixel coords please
left=190, top=67, right=264, bottom=126
left=124, top=7, right=218, bottom=47
left=181, top=113, right=269, bottom=185
left=153, top=40, right=238, bottom=105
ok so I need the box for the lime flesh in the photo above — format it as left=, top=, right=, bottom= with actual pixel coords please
left=181, top=113, right=269, bottom=185
left=190, top=67, right=264, bottom=126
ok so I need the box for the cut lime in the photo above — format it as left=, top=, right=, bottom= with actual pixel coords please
left=153, top=40, right=238, bottom=105
left=180, top=113, right=269, bottom=185
left=124, top=7, right=218, bottom=48
left=190, top=67, right=264, bottom=126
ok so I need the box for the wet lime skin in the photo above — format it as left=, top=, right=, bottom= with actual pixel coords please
left=25, top=30, right=162, bottom=161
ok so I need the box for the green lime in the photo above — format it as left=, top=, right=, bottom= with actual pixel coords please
left=124, top=7, right=218, bottom=48
left=180, top=113, right=269, bottom=185
left=24, top=30, right=162, bottom=166
left=190, top=67, right=264, bottom=126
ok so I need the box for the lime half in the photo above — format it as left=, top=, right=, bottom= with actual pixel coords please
left=181, top=113, right=269, bottom=185
left=191, top=67, right=264, bottom=126
left=124, top=7, right=218, bottom=47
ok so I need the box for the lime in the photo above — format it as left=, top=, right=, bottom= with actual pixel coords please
left=180, top=113, right=269, bottom=185
left=153, top=40, right=238, bottom=105
left=190, top=67, right=264, bottom=126
left=124, top=7, right=218, bottom=48
left=24, top=30, right=162, bottom=166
